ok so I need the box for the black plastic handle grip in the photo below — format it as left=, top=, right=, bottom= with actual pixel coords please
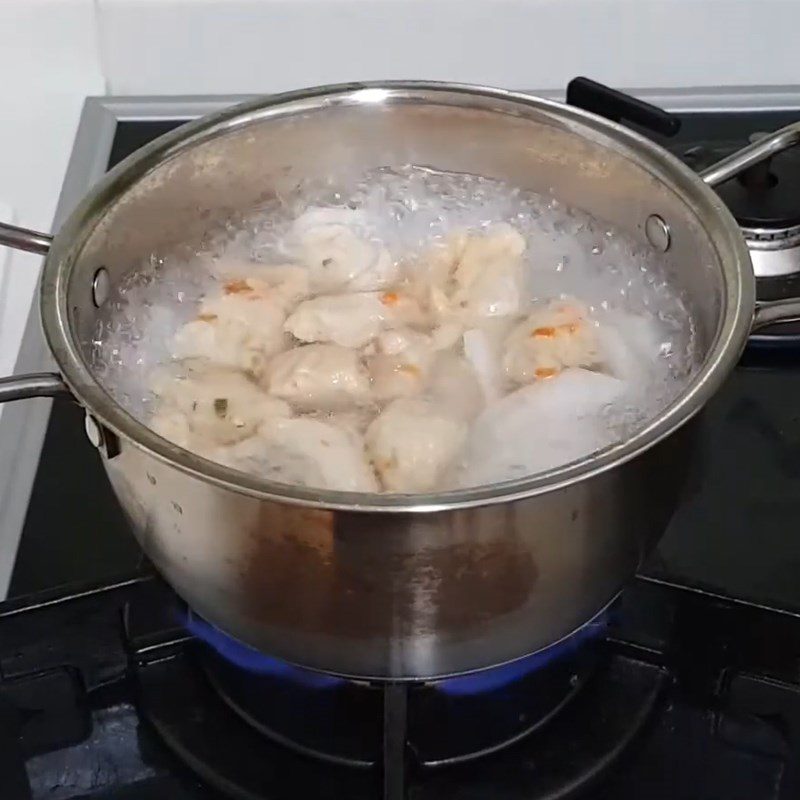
left=566, top=77, right=681, bottom=137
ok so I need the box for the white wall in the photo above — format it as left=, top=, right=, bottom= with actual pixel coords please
left=96, top=0, right=788, bottom=96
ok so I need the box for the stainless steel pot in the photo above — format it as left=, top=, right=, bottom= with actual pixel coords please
left=2, top=82, right=800, bottom=681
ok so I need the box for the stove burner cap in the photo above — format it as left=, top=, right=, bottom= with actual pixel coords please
left=715, top=133, right=800, bottom=232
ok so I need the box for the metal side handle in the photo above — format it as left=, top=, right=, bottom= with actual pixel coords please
left=752, top=299, right=800, bottom=332
left=0, top=223, right=66, bottom=402
left=0, top=222, right=52, bottom=255
left=700, top=121, right=800, bottom=188
left=700, top=122, right=800, bottom=332
left=0, top=374, right=69, bottom=403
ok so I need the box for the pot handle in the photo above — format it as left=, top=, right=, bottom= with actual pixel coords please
left=700, top=123, right=800, bottom=330
left=0, top=221, right=53, bottom=256
left=0, top=374, right=69, bottom=402
left=699, top=121, right=800, bottom=188
left=0, top=223, right=68, bottom=401
left=752, top=299, right=800, bottom=332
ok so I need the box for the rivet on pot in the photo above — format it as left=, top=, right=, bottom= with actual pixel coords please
left=84, top=412, right=121, bottom=459
left=645, top=215, right=671, bottom=253
left=84, top=413, right=103, bottom=448
left=92, top=267, right=110, bottom=307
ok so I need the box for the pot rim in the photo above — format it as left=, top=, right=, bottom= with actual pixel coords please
left=40, top=80, right=755, bottom=512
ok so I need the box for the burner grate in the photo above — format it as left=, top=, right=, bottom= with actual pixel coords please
left=138, top=643, right=665, bottom=800
left=199, top=637, right=598, bottom=769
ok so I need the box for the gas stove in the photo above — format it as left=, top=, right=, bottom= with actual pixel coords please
left=4, top=573, right=800, bottom=800
left=4, top=82, right=800, bottom=800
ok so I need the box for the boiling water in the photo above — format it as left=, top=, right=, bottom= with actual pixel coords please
left=92, top=166, right=698, bottom=490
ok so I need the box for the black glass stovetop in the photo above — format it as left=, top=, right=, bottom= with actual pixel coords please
left=3, top=572, right=800, bottom=800
left=3, top=99, right=800, bottom=800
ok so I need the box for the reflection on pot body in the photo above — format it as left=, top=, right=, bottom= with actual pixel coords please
left=105, top=421, right=691, bottom=678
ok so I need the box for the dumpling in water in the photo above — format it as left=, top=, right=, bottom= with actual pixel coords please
left=367, top=327, right=441, bottom=402
left=502, top=299, right=601, bottom=386
left=206, top=261, right=311, bottom=311
left=462, top=317, right=517, bottom=403
left=289, top=207, right=398, bottom=292
left=413, top=223, right=526, bottom=325
left=365, top=398, right=468, bottom=492
left=214, top=416, right=378, bottom=492
left=375, top=289, right=429, bottom=327
left=285, top=291, right=425, bottom=348
left=456, top=368, right=625, bottom=487
left=172, top=281, right=288, bottom=377
left=594, top=311, right=667, bottom=384
left=266, top=343, right=371, bottom=410
left=309, top=408, right=375, bottom=437
left=150, top=363, right=292, bottom=448
left=426, top=352, right=486, bottom=422
left=285, top=292, right=386, bottom=348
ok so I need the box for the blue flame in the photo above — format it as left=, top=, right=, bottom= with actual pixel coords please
left=185, top=609, right=606, bottom=695
left=434, top=614, right=608, bottom=696
left=185, top=613, right=343, bottom=689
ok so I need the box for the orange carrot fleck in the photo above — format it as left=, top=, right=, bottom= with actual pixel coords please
left=197, top=313, right=218, bottom=322
left=381, top=291, right=400, bottom=306
left=531, top=326, right=557, bottom=338
left=535, top=367, right=559, bottom=380
left=224, top=279, right=251, bottom=294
